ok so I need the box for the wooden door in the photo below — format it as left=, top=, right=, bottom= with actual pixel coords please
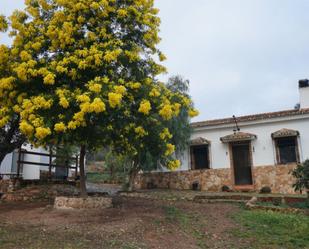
left=231, top=143, right=253, bottom=185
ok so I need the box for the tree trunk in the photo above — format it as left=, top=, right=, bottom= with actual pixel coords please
left=79, top=145, right=87, bottom=198
left=128, top=163, right=139, bottom=192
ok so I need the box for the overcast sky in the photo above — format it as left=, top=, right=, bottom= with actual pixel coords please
left=1, top=0, right=309, bottom=122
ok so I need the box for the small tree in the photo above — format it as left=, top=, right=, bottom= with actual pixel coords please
left=166, top=76, right=193, bottom=158
left=291, top=160, right=309, bottom=200
left=111, top=76, right=198, bottom=191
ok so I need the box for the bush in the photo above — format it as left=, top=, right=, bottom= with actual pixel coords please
left=291, top=160, right=309, bottom=199
left=260, top=186, right=272, bottom=194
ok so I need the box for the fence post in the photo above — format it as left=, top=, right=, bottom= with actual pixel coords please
left=75, top=155, right=79, bottom=179
left=49, top=147, right=52, bottom=180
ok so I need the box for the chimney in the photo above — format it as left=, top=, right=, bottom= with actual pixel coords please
left=299, top=79, right=309, bottom=109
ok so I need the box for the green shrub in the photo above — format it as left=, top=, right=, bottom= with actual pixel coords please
left=291, top=160, right=309, bottom=199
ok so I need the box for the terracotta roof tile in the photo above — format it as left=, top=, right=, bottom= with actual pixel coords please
left=191, top=108, right=309, bottom=128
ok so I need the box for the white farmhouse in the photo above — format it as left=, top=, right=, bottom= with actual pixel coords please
left=137, top=80, right=309, bottom=194
left=0, top=145, right=78, bottom=180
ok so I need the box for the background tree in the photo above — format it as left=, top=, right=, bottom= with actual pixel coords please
left=166, top=75, right=194, bottom=158
left=0, top=0, right=198, bottom=196
left=109, top=77, right=198, bottom=191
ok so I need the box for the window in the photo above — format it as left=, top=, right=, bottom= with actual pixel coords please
left=190, top=145, right=210, bottom=170
left=275, top=137, right=299, bottom=164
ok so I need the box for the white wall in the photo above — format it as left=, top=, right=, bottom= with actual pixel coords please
left=179, top=116, right=309, bottom=171
left=300, top=86, right=309, bottom=109
left=0, top=153, right=13, bottom=179
left=22, top=145, right=50, bottom=180
left=0, top=145, right=50, bottom=180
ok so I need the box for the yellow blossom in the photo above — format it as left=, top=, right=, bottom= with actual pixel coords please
left=118, top=9, right=128, bottom=17
left=182, top=97, right=191, bottom=107
left=159, top=53, right=167, bottom=61
left=0, top=77, right=15, bottom=90
left=76, top=94, right=90, bottom=103
left=68, top=121, right=77, bottom=130
left=35, top=127, right=51, bottom=140
left=88, top=82, right=102, bottom=93
left=159, top=104, right=173, bottom=120
left=54, top=122, right=66, bottom=133
left=20, top=51, right=32, bottom=61
left=31, top=42, right=42, bottom=51
left=114, top=85, right=126, bottom=94
left=173, top=103, right=181, bottom=116
left=132, top=82, right=141, bottom=89
left=0, top=116, right=9, bottom=128
left=134, top=126, right=148, bottom=137
left=59, top=97, right=69, bottom=108
left=108, top=92, right=122, bottom=108
left=138, top=100, right=151, bottom=115
left=167, top=160, right=181, bottom=171
left=103, top=49, right=122, bottom=62
left=43, top=73, right=55, bottom=85
left=91, top=98, right=106, bottom=113
left=160, top=128, right=172, bottom=140
left=0, top=15, right=8, bottom=31
left=149, top=88, right=160, bottom=97
left=189, top=109, right=199, bottom=118
left=165, top=143, right=175, bottom=156
left=19, top=121, right=34, bottom=135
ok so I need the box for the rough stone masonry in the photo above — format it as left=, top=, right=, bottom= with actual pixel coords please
left=134, top=164, right=298, bottom=194
left=54, top=196, right=112, bottom=210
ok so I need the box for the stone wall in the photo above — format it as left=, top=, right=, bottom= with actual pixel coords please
left=0, top=180, right=16, bottom=193
left=54, top=196, right=112, bottom=209
left=135, top=164, right=298, bottom=194
left=253, top=164, right=297, bottom=194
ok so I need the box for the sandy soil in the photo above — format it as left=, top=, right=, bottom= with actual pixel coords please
left=0, top=197, right=249, bottom=249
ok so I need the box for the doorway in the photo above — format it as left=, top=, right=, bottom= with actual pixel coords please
left=231, top=142, right=253, bottom=185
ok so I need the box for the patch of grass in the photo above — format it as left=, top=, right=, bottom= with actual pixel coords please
left=0, top=224, right=144, bottom=249
left=290, top=200, right=309, bottom=209
left=163, top=206, right=190, bottom=226
left=255, top=201, right=290, bottom=208
left=232, top=210, right=309, bottom=248
left=162, top=205, right=209, bottom=248
left=86, top=172, right=125, bottom=184
left=106, top=240, right=146, bottom=249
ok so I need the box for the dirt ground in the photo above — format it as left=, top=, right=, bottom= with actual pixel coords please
left=0, top=197, right=250, bottom=249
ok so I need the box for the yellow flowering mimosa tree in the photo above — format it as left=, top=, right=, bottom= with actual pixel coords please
left=0, top=0, right=198, bottom=196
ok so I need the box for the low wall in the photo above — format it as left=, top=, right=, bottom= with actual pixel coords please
left=135, top=164, right=298, bottom=194
left=54, top=196, right=112, bottom=209
left=0, top=179, right=17, bottom=193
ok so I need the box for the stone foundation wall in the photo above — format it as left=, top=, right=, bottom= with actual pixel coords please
left=135, top=164, right=298, bottom=194
left=0, top=180, right=16, bottom=193
left=253, top=164, right=297, bottom=194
